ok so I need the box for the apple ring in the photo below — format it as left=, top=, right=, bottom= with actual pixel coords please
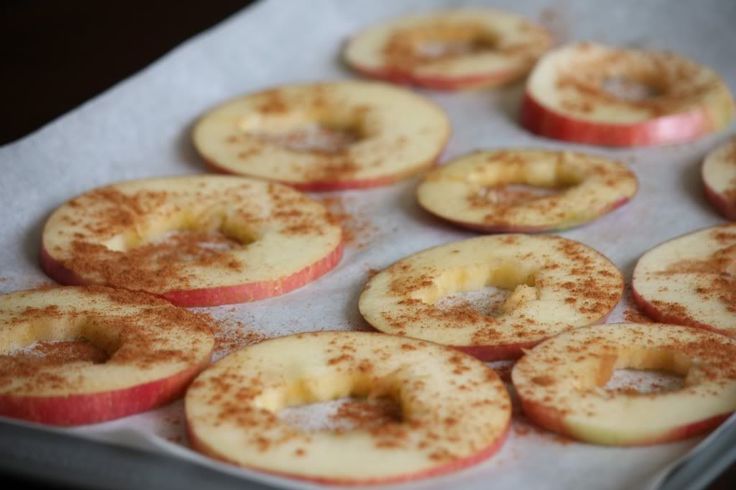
left=0, top=286, right=214, bottom=426
left=703, top=138, right=736, bottom=220
left=193, top=81, right=450, bottom=190
left=359, top=235, right=623, bottom=361
left=522, top=43, right=734, bottom=147
left=41, top=175, right=343, bottom=307
left=185, top=331, right=510, bottom=484
left=632, top=224, right=736, bottom=335
left=344, top=9, right=550, bottom=90
left=512, top=323, right=736, bottom=445
left=417, top=149, right=637, bottom=232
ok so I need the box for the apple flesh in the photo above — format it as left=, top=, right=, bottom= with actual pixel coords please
left=41, top=175, right=344, bottom=307
left=632, top=224, right=736, bottom=335
left=358, top=234, right=623, bottom=361
left=521, top=43, right=734, bottom=147
left=343, top=9, right=550, bottom=91
left=702, top=138, right=736, bottom=220
left=512, top=323, right=736, bottom=445
left=185, top=331, right=511, bottom=484
left=193, top=81, right=450, bottom=190
left=0, top=286, right=214, bottom=426
left=417, top=149, right=637, bottom=232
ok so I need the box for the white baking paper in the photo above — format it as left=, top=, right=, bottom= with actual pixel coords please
left=1, top=0, right=734, bottom=488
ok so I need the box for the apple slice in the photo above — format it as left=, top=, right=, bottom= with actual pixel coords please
left=185, top=331, right=510, bottom=484
left=358, top=234, right=623, bottom=361
left=192, top=81, right=450, bottom=191
left=41, top=175, right=343, bottom=307
left=521, top=43, right=734, bottom=147
left=343, top=9, right=550, bottom=90
left=0, top=286, right=214, bottom=426
left=417, top=149, right=637, bottom=232
left=703, top=138, right=736, bottom=220
left=632, top=224, right=736, bottom=335
left=512, top=323, right=736, bottom=445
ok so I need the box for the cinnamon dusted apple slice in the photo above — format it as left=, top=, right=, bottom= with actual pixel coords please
left=185, top=331, right=510, bottom=484
left=512, top=323, right=736, bottom=445
left=632, top=224, right=736, bottom=335
left=522, top=43, right=734, bottom=147
left=417, top=149, right=637, bottom=232
left=344, top=9, right=550, bottom=90
left=192, top=81, right=450, bottom=191
left=358, top=235, right=623, bottom=361
left=0, top=286, right=214, bottom=426
left=703, top=138, right=736, bottom=220
left=41, top=175, right=343, bottom=307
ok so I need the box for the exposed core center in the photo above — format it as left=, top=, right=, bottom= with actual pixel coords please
left=279, top=396, right=403, bottom=432
left=602, top=76, right=662, bottom=101
left=432, top=264, right=537, bottom=317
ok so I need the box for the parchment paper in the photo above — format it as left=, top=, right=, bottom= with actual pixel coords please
left=1, top=0, right=734, bottom=488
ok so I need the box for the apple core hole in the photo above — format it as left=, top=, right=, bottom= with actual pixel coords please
left=471, top=183, right=568, bottom=207
left=432, top=265, right=537, bottom=317
left=601, top=76, right=662, bottom=101
left=2, top=339, right=111, bottom=369
left=389, top=23, right=499, bottom=64
left=596, top=349, right=690, bottom=394
left=603, top=368, right=685, bottom=394
left=250, top=121, right=364, bottom=155
left=279, top=396, right=403, bottom=432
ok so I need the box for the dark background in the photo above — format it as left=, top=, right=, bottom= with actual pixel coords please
left=0, top=1, right=734, bottom=489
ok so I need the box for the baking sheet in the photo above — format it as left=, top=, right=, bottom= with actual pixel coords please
left=1, top=0, right=734, bottom=488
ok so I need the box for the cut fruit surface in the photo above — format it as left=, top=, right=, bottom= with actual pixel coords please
left=185, top=331, right=510, bottom=484
left=512, top=323, right=736, bottom=445
left=632, top=224, right=736, bottom=335
left=193, top=81, right=450, bottom=190
left=703, top=138, right=736, bottom=220
left=41, top=175, right=343, bottom=307
left=0, top=286, right=214, bottom=425
left=344, top=9, right=550, bottom=90
left=417, top=149, right=637, bottom=232
left=522, top=43, right=734, bottom=147
left=358, top=234, right=623, bottom=360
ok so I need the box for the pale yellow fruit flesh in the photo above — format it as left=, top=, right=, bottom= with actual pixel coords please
left=345, top=9, right=550, bottom=81
left=528, top=42, right=734, bottom=125
left=0, top=287, right=213, bottom=396
left=358, top=234, right=623, bottom=349
left=185, top=331, right=510, bottom=482
left=192, top=82, right=450, bottom=185
left=513, top=323, right=736, bottom=445
left=632, top=224, right=736, bottom=333
left=417, top=149, right=637, bottom=230
left=42, top=175, right=342, bottom=293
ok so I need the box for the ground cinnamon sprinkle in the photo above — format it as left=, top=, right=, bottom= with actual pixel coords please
left=329, top=397, right=403, bottom=432
left=317, top=196, right=377, bottom=249
left=47, top=180, right=337, bottom=294
left=212, top=318, right=266, bottom=360
left=0, top=286, right=214, bottom=393
left=555, top=47, right=717, bottom=117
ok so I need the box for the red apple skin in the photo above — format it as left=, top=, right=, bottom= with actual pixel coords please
left=521, top=91, right=712, bottom=147
left=351, top=64, right=521, bottom=91
left=423, top=195, right=633, bottom=234
left=520, top=397, right=731, bottom=446
left=203, top=158, right=407, bottom=191
left=40, top=241, right=344, bottom=308
left=186, top=422, right=509, bottom=485
left=456, top=339, right=540, bottom=362
left=0, top=363, right=205, bottom=426
left=703, top=181, right=736, bottom=221
left=630, top=286, right=731, bottom=337
left=201, top=137, right=449, bottom=192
